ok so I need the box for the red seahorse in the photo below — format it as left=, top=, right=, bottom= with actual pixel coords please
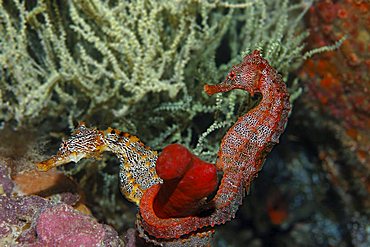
left=137, top=50, right=291, bottom=242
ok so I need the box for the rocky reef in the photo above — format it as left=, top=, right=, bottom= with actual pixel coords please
left=0, top=0, right=368, bottom=246
left=298, top=0, right=369, bottom=226
left=0, top=161, right=122, bottom=246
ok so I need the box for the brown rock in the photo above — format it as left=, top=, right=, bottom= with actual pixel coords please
left=13, top=169, right=78, bottom=197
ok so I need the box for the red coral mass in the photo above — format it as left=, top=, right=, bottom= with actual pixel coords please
left=151, top=144, right=218, bottom=218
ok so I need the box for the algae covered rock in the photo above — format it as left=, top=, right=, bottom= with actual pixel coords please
left=0, top=161, right=121, bottom=246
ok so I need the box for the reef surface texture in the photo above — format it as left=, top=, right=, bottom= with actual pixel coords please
left=0, top=161, right=121, bottom=246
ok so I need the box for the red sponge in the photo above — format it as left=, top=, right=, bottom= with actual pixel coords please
left=153, top=144, right=218, bottom=218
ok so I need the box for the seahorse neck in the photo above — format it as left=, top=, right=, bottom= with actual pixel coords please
left=102, top=131, right=161, bottom=204
left=102, top=134, right=133, bottom=159
left=213, top=70, right=290, bottom=210
left=258, top=74, right=290, bottom=144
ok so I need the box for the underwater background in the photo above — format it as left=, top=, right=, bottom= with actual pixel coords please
left=0, top=0, right=369, bottom=246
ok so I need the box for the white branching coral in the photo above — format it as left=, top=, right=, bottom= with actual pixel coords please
left=0, top=0, right=234, bottom=128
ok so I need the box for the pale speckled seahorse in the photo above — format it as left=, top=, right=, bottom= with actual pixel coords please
left=137, top=50, right=291, bottom=241
left=36, top=122, right=161, bottom=205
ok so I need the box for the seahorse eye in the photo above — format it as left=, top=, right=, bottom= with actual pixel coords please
left=58, top=141, right=69, bottom=154
left=228, top=71, right=236, bottom=80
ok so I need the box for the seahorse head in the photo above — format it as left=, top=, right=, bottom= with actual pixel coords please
left=204, top=50, right=266, bottom=96
left=36, top=122, right=106, bottom=171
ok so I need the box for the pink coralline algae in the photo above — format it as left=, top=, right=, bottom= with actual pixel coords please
left=35, top=204, right=118, bottom=247
left=0, top=162, right=121, bottom=246
left=0, top=195, right=120, bottom=246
